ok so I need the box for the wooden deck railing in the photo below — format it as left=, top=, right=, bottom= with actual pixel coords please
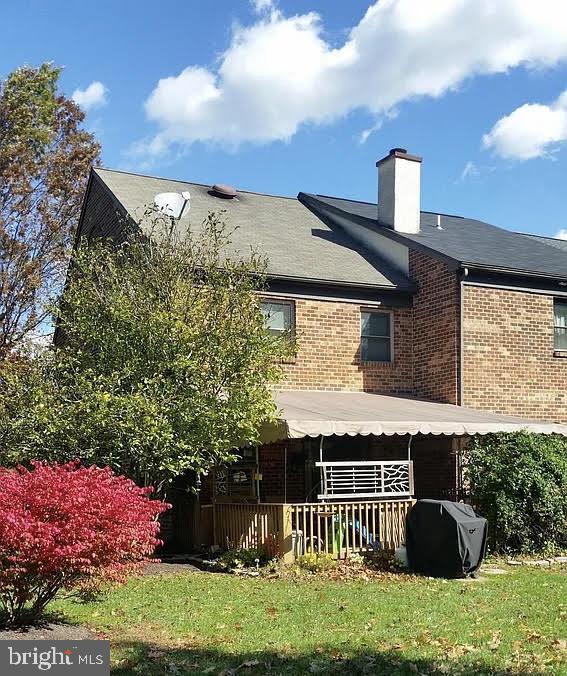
left=213, top=503, right=286, bottom=557
left=212, top=499, right=414, bottom=561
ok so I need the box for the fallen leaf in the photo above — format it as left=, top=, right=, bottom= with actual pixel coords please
left=488, top=631, right=502, bottom=651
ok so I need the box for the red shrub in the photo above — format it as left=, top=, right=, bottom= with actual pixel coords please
left=0, top=461, right=169, bottom=625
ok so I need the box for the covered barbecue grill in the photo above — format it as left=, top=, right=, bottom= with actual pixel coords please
left=406, top=500, right=487, bottom=578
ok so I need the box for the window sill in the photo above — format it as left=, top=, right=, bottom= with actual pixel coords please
left=553, top=350, right=567, bottom=359
left=360, top=360, right=395, bottom=366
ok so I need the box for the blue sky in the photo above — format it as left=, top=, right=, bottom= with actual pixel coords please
left=3, top=0, right=567, bottom=238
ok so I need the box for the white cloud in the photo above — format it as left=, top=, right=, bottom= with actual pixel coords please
left=251, top=0, right=275, bottom=13
left=138, top=0, right=567, bottom=156
left=555, top=228, right=567, bottom=240
left=72, top=81, right=108, bottom=111
left=483, top=90, right=567, bottom=160
left=458, top=160, right=480, bottom=182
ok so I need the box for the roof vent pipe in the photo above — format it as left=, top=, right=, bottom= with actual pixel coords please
left=376, top=148, right=422, bottom=234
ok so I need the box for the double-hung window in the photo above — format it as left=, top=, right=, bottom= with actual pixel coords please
left=554, top=300, right=567, bottom=351
left=260, top=299, right=294, bottom=337
left=361, top=310, right=392, bottom=362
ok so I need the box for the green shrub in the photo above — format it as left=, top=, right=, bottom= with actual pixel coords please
left=463, top=432, right=567, bottom=554
left=296, top=552, right=337, bottom=572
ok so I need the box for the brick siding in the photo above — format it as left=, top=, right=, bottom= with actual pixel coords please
left=409, top=250, right=460, bottom=404
left=276, top=250, right=460, bottom=404
left=462, top=285, right=566, bottom=422
left=81, top=174, right=128, bottom=242
left=278, top=299, right=414, bottom=394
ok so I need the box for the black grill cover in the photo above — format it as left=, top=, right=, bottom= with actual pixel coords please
left=406, top=500, right=487, bottom=578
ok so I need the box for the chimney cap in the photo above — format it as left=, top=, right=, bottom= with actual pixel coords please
left=376, top=148, right=422, bottom=166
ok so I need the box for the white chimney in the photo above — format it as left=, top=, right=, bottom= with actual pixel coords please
left=377, top=148, right=422, bottom=234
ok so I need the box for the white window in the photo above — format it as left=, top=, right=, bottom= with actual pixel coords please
left=554, top=300, right=567, bottom=351
left=361, top=311, right=392, bottom=362
left=260, top=299, right=294, bottom=337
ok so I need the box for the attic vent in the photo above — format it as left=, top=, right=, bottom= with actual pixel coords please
left=211, top=183, right=237, bottom=199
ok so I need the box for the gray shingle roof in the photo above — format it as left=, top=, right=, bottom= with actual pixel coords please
left=93, top=168, right=413, bottom=290
left=301, top=193, right=567, bottom=279
left=520, top=233, right=567, bottom=254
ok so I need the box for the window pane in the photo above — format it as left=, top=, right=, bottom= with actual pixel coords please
left=261, top=301, right=292, bottom=333
left=361, top=336, right=391, bottom=362
left=555, top=327, right=567, bottom=350
left=361, top=311, right=390, bottom=337
left=555, top=302, right=567, bottom=329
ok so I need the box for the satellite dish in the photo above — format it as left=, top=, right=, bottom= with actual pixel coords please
left=153, top=191, right=191, bottom=219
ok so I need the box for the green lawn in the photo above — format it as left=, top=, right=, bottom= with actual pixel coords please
left=54, top=564, right=566, bottom=675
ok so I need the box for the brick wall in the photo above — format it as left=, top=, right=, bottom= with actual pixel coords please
left=258, top=440, right=306, bottom=503
left=462, top=285, right=567, bottom=422
left=278, top=298, right=413, bottom=394
left=81, top=173, right=128, bottom=242
left=409, top=251, right=460, bottom=404
left=274, top=250, right=461, bottom=401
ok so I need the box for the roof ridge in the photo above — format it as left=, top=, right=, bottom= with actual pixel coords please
left=95, top=166, right=298, bottom=201
left=518, top=231, right=565, bottom=242
left=310, top=192, right=465, bottom=220
left=315, top=193, right=376, bottom=206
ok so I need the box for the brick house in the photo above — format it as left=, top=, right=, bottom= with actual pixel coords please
left=78, top=148, right=567, bottom=557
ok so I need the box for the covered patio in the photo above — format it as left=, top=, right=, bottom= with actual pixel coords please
left=203, top=391, right=567, bottom=561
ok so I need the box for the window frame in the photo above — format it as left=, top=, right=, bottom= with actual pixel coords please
left=360, top=308, right=394, bottom=363
left=260, top=297, right=296, bottom=338
left=553, top=299, right=567, bottom=353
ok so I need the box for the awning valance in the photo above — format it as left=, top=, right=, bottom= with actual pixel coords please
left=260, top=390, right=567, bottom=443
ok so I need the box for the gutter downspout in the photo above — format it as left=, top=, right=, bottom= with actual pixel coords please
left=459, top=267, right=469, bottom=406
left=456, top=267, right=468, bottom=500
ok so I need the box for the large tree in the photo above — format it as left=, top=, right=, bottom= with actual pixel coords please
left=0, top=63, right=100, bottom=358
left=0, top=212, right=293, bottom=492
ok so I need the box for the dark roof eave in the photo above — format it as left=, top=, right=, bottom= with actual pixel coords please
left=461, top=262, right=567, bottom=282
left=266, top=272, right=417, bottom=294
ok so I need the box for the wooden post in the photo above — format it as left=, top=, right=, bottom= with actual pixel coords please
left=278, top=504, right=294, bottom=564
left=212, top=502, right=217, bottom=547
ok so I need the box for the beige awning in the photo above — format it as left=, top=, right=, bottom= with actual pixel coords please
left=260, top=390, right=567, bottom=443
